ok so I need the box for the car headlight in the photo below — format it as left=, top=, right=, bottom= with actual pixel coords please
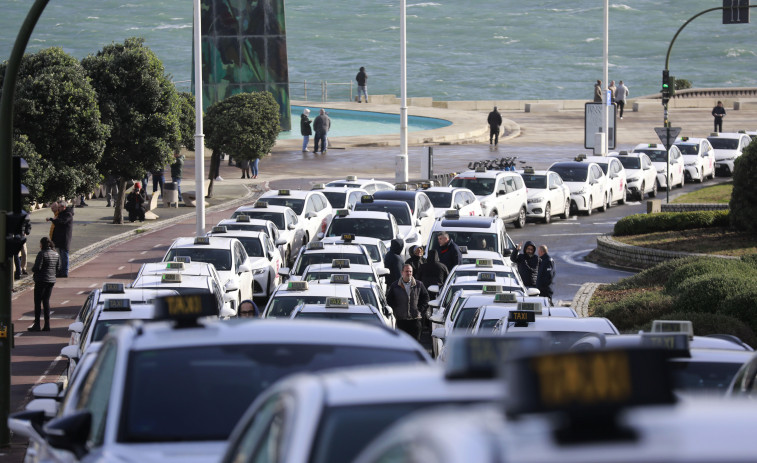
left=252, top=268, right=267, bottom=275
left=626, top=177, right=639, bottom=183
left=657, top=168, right=666, bottom=174
left=574, top=187, right=587, bottom=195
left=527, top=197, right=544, bottom=204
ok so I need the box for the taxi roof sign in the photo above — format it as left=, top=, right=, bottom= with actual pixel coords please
left=326, top=297, right=349, bottom=308
left=307, top=241, right=324, bottom=250
left=445, top=334, right=549, bottom=380
left=482, top=284, right=503, bottom=294
left=508, top=310, right=536, bottom=326
left=287, top=281, right=309, bottom=291
left=341, top=233, right=356, bottom=242
left=360, top=195, right=374, bottom=203
left=476, top=272, right=496, bottom=282
left=395, top=184, right=409, bottom=191
left=444, top=209, right=460, bottom=219
left=332, top=259, right=350, bottom=269
left=153, top=293, right=219, bottom=327
left=640, top=333, right=690, bottom=357
left=494, top=293, right=518, bottom=303
left=253, top=201, right=268, bottom=208
left=346, top=175, right=358, bottom=181
left=166, top=262, right=185, bottom=270
left=517, top=301, right=542, bottom=314
left=236, top=214, right=251, bottom=223
left=161, top=273, right=182, bottom=283
left=278, top=189, right=290, bottom=196
left=651, top=320, right=694, bottom=339
left=173, top=256, right=191, bottom=263
left=523, top=166, right=535, bottom=174
left=194, top=236, right=211, bottom=245
left=619, top=150, right=628, bottom=155
left=420, top=182, right=433, bottom=189
left=102, top=283, right=125, bottom=294
left=475, top=166, right=487, bottom=172
left=330, top=274, right=350, bottom=284
left=103, top=298, right=132, bottom=311
left=311, top=183, right=325, bottom=190
left=211, top=226, right=227, bottom=233
left=335, top=209, right=350, bottom=217
left=475, top=258, right=493, bottom=268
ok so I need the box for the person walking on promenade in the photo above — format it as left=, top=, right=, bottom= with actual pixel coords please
left=385, top=264, right=430, bottom=342
left=712, top=101, right=726, bottom=132
left=239, top=159, right=251, bottom=179
left=405, top=245, right=425, bottom=275
left=104, top=174, right=119, bottom=207
left=416, top=249, right=449, bottom=298
left=356, top=67, right=368, bottom=103
left=510, top=241, right=539, bottom=288
left=436, top=232, right=461, bottom=273
left=151, top=168, right=165, bottom=198
left=487, top=106, right=503, bottom=146
left=251, top=157, right=259, bottom=179
left=28, top=237, right=60, bottom=332
left=615, top=80, right=629, bottom=119
left=384, top=238, right=405, bottom=286
left=536, top=244, right=556, bottom=306
left=593, top=80, right=603, bottom=102
left=608, top=80, right=617, bottom=103
left=313, top=109, right=331, bottom=154
left=48, top=200, right=73, bottom=278
left=170, top=152, right=185, bottom=202
left=301, top=108, right=312, bottom=152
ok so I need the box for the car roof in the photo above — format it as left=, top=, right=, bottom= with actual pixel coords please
left=708, top=132, right=750, bottom=139
left=169, top=236, right=237, bottom=251
left=356, top=199, right=413, bottom=210
left=583, top=155, right=620, bottom=165
left=314, top=186, right=367, bottom=194
left=131, top=273, right=214, bottom=289
left=95, top=303, right=158, bottom=321
left=454, top=170, right=520, bottom=179
left=548, top=161, right=593, bottom=170
left=422, top=186, right=469, bottom=193
left=218, top=217, right=275, bottom=227
left=633, top=142, right=666, bottom=150
left=304, top=263, right=376, bottom=273
left=95, top=287, right=180, bottom=303
left=138, top=262, right=215, bottom=276
left=332, top=210, right=392, bottom=220
left=296, top=303, right=377, bottom=315
left=260, top=189, right=313, bottom=200
left=269, top=282, right=358, bottom=297
left=501, top=316, right=618, bottom=334
left=300, top=244, right=366, bottom=255
left=234, top=204, right=292, bottom=214
left=373, top=190, right=423, bottom=200
left=435, top=217, right=499, bottom=230
left=208, top=230, right=265, bottom=240
left=321, top=236, right=384, bottom=246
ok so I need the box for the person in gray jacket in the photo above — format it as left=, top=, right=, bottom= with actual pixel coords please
left=385, top=264, right=430, bottom=341
left=313, top=108, right=331, bottom=154
left=29, top=237, right=60, bottom=332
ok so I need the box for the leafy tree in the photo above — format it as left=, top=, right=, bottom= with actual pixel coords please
left=730, top=138, right=757, bottom=232
left=674, top=78, right=692, bottom=90
left=178, top=92, right=196, bottom=151
left=82, top=37, right=181, bottom=223
left=204, top=91, right=280, bottom=196
left=13, top=135, right=51, bottom=210
left=0, top=47, right=108, bottom=203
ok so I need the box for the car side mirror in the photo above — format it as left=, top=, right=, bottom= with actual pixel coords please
left=279, top=267, right=290, bottom=277
left=60, top=345, right=80, bottom=363
left=288, top=224, right=295, bottom=230
left=316, top=232, right=324, bottom=239
left=527, top=287, right=541, bottom=296
left=376, top=267, right=390, bottom=277
left=497, top=189, right=506, bottom=196
left=502, top=248, right=513, bottom=257
left=428, top=285, right=439, bottom=294
left=429, top=312, right=445, bottom=324
left=237, top=263, right=251, bottom=274
left=220, top=306, right=236, bottom=319
left=8, top=410, right=47, bottom=445
left=431, top=327, right=446, bottom=340
left=275, top=238, right=287, bottom=246
left=44, top=411, right=92, bottom=459
left=224, top=280, right=240, bottom=292
left=32, top=382, right=62, bottom=400
left=25, top=398, right=59, bottom=419
left=305, top=212, right=316, bottom=219
left=68, top=322, right=84, bottom=334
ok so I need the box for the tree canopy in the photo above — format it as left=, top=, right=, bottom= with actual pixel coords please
left=178, top=91, right=196, bottom=151
left=730, top=138, right=757, bottom=233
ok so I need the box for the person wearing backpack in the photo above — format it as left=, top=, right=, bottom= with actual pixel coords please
left=536, top=244, right=556, bottom=306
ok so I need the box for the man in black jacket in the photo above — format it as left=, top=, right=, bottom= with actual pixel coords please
left=536, top=244, right=556, bottom=305
left=417, top=249, right=449, bottom=297
left=487, top=106, right=503, bottom=146
left=356, top=67, right=368, bottom=103
left=436, top=232, right=461, bottom=273
left=386, top=264, right=430, bottom=341
left=510, top=240, right=539, bottom=288
left=384, top=238, right=405, bottom=287
left=48, top=200, right=74, bottom=278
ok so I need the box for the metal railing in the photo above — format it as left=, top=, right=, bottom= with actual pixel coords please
left=290, top=81, right=354, bottom=103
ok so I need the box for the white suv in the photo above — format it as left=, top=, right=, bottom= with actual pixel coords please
left=707, top=132, right=752, bottom=176
left=449, top=168, right=528, bottom=228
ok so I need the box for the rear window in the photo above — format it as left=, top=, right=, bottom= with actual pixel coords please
left=258, top=197, right=305, bottom=215
left=449, top=177, right=494, bottom=196
left=423, top=191, right=453, bottom=208
left=354, top=203, right=412, bottom=225
left=614, top=156, right=641, bottom=169
left=707, top=138, right=740, bottom=150
left=548, top=165, right=588, bottom=182
left=294, top=312, right=383, bottom=327
left=164, top=248, right=231, bottom=271
left=265, top=295, right=356, bottom=318
left=230, top=211, right=285, bottom=230
left=293, top=252, right=370, bottom=275
left=323, top=192, right=347, bottom=209
left=327, top=218, right=394, bottom=241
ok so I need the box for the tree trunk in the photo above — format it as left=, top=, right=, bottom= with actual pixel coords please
left=112, top=178, right=128, bottom=224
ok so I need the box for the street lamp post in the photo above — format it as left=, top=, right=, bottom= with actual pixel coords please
left=395, top=0, right=409, bottom=183
left=193, top=0, right=206, bottom=237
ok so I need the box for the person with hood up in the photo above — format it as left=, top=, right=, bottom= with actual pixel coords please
left=487, top=106, right=503, bottom=146
left=300, top=108, right=312, bottom=152
left=436, top=232, right=462, bottom=273
left=416, top=249, right=449, bottom=297
left=28, top=237, right=61, bottom=331
left=510, top=240, right=539, bottom=288
left=385, top=264, right=430, bottom=341
left=404, top=245, right=425, bottom=275
left=536, top=244, right=556, bottom=305
left=48, top=200, right=74, bottom=278
left=383, top=238, right=405, bottom=286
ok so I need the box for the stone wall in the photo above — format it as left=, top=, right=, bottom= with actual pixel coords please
left=593, top=234, right=737, bottom=270
left=660, top=203, right=729, bottom=213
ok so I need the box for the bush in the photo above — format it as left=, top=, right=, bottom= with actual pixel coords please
left=593, top=290, right=675, bottom=332
left=674, top=78, right=692, bottom=90
left=718, top=286, right=757, bottom=332
left=664, top=257, right=757, bottom=294
left=604, top=256, right=705, bottom=290
left=730, top=138, right=757, bottom=233
left=633, top=311, right=757, bottom=348
left=614, top=210, right=730, bottom=236
left=673, top=273, right=757, bottom=316
left=741, top=254, right=757, bottom=270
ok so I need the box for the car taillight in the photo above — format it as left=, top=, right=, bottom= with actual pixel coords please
left=320, top=218, right=328, bottom=233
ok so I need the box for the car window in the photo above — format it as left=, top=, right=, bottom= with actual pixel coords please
left=504, top=177, right=516, bottom=194
left=348, top=192, right=362, bottom=209
left=513, top=175, right=524, bottom=191
left=364, top=183, right=376, bottom=194
left=226, top=393, right=291, bottom=463
left=260, top=198, right=305, bottom=215
left=76, top=338, right=119, bottom=446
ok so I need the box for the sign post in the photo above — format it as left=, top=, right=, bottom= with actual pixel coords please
left=654, top=126, right=681, bottom=203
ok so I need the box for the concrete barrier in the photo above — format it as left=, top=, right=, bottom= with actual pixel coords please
left=594, top=234, right=737, bottom=270
left=734, top=99, right=757, bottom=110
left=408, top=97, right=433, bottom=107
left=525, top=103, right=561, bottom=113
left=632, top=100, right=660, bottom=112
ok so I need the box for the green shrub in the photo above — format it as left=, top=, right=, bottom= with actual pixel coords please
left=718, top=286, right=757, bottom=332
left=730, top=138, right=757, bottom=233
left=605, top=256, right=705, bottom=290
left=594, top=290, right=675, bottom=332
left=664, top=257, right=756, bottom=294
left=614, top=210, right=730, bottom=236
left=673, top=273, right=757, bottom=316
left=740, top=254, right=757, bottom=270
left=632, top=311, right=757, bottom=348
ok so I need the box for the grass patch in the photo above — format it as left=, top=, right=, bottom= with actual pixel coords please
left=613, top=227, right=757, bottom=256
left=671, top=182, right=732, bottom=203
left=135, top=228, right=147, bottom=234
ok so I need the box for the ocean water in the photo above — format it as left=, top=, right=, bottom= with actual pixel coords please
left=2, top=0, right=755, bottom=101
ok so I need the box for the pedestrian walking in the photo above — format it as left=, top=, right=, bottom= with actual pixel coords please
left=536, top=244, right=556, bottom=306
left=593, top=80, right=602, bottom=102
left=608, top=80, right=617, bottom=103
left=313, top=109, right=331, bottom=154
left=48, top=200, right=73, bottom=278
left=152, top=168, right=165, bottom=197
left=385, top=264, right=430, bottom=342
left=251, top=157, right=259, bottom=179
left=510, top=240, right=539, bottom=288
left=712, top=101, right=726, bottom=132
left=28, top=237, right=60, bottom=332
left=104, top=174, right=119, bottom=207
left=487, top=106, right=503, bottom=146
left=436, top=232, right=462, bottom=273
left=405, top=245, right=425, bottom=275
left=416, top=249, right=449, bottom=297
left=301, top=108, right=312, bottom=152
left=615, top=80, right=629, bottom=119
left=170, top=152, right=185, bottom=202
left=356, top=66, right=368, bottom=103
left=13, top=216, right=31, bottom=280
left=384, top=238, right=405, bottom=286
left=239, top=159, right=251, bottom=179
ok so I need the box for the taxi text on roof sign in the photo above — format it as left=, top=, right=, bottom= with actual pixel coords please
left=459, top=246, right=468, bottom=254
left=278, top=189, right=290, bottom=196
left=162, top=273, right=182, bottom=283
left=330, top=274, right=350, bottom=284
left=236, top=214, right=251, bottom=222
left=174, top=256, right=191, bottom=263
left=154, top=293, right=219, bottom=326
left=332, top=259, right=350, bottom=268
left=482, top=285, right=503, bottom=294
left=651, top=320, right=694, bottom=339
left=640, top=333, right=690, bottom=357
left=326, top=297, right=349, bottom=308
left=253, top=201, right=267, bottom=208
left=102, top=283, right=125, bottom=294
left=508, top=310, right=535, bottom=326
left=104, top=299, right=132, bottom=311
left=494, top=293, right=518, bottom=303
left=445, top=334, right=549, bottom=380
left=517, top=301, right=542, bottom=314
left=361, top=195, right=373, bottom=203
left=166, top=262, right=185, bottom=270
left=475, top=259, right=493, bottom=268
left=341, top=233, right=356, bottom=242
left=335, top=209, right=350, bottom=217
left=477, top=272, right=496, bottom=282
left=194, top=236, right=210, bottom=245
left=287, top=281, right=309, bottom=291
left=307, top=241, right=324, bottom=250
left=211, top=226, right=227, bottom=233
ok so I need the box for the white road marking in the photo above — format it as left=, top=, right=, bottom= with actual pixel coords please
left=20, top=314, right=75, bottom=321
left=128, top=258, right=135, bottom=262
left=77, top=290, right=87, bottom=295
left=152, top=244, right=162, bottom=248
left=140, top=251, right=148, bottom=255
left=14, top=332, right=23, bottom=338
left=88, top=283, right=97, bottom=288
left=28, top=355, right=66, bottom=402
left=60, top=300, right=69, bottom=305
left=541, top=232, right=604, bottom=237
left=118, top=266, right=125, bottom=270
left=107, top=274, right=114, bottom=278
left=591, top=222, right=618, bottom=226
left=561, top=249, right=605, bottom=269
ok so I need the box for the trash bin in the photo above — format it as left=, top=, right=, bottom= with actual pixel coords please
left=163, top=182, right=179, bottom=207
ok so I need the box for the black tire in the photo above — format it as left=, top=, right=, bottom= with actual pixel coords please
left=561, top=200, right=570, bottom=220
left=543, top=203, right=551, bottom=224
left=679, top=174, right=685, bottom=188
left=619, top=188, right=626, bottom=205
left=638, top=182, right=645, bottom=201
left=585, top=197, right=593, bottom=216
left=600, top=193, right=608, bottom=212
left=514, top=207, right=526, bottom=228
left=649, top=181, right=657, bottom=198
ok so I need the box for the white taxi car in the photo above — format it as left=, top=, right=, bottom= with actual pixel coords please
left=311, top=183, right=368, bottom=209
left=419, top=185, right=483, bottom=218
left=215, top=217, right=286, bottom=249
left=631, top=143, right=685, bottom=189
left=262, top=279, right=364, bottom=318
left=674, top=136, right=716, bottom=183
left=257, top=189, right=333, bottom=245
left=449, top=168, right=528, bottom=228
left=492, top=314, right=619, bottom=349
left=283, top=239, right=376, bottom=279
left=609, top=151, right=658, bottom=200
left=372, top=189, right=436, bottom=245
left=548, top=160, right=609, bottom=215
left=425, top=212, right=516, bottom=259
left=322, top=209, right=400, bottom=251
left=582, top=155, right=627, bottom=206
left=301, top=260, right=389, bottom=290
left=230, top=203, right=306, bottom=266
left=325, top=175, right=395, bottom=194
left=130, top=272, right=232, bottom=317
left=207, top=227, right=283, bottom=298
left=320, top=235, right=388, bottom=269
left=291, top=297, right=394, bottom=328
left=352, top=197, right=421, bottom=256
left=707, top=131, right=752, bottom=176
left=520, top=167, right=571, bottom=223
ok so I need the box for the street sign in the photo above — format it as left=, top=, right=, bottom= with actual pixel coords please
left=723, top=0, right=749, bottom=24
left=584, top=103, right=617, bottom=150
left=654, top=127, right=681, bottom=149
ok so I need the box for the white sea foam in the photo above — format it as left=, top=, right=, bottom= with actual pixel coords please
left=407, top=2, right=441, bottom=7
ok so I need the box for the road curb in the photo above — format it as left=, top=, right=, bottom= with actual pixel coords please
left=571, top=282, right=604, bottom=317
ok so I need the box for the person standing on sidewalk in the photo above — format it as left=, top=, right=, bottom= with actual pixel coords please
left=615, top=80, right=629, bottom=120
left=536, top=244, right=556, bottom=306
left=487, top=106, right=503, bottom=146
left=593, top=80, right=602, bottom=102
left=152, top=167, right=165, bottom=198
left=313, top=109, right=331, bottom=154
left=510, top=241, right=539, bottom=288
left=104, top=174, right=119, bottom=207
left=385, top=264, right=430, bottom=342
left=170, top=152, right=185, bottom=202
left=251, top=157, right=259, bottom=179
left=301, top=108, right=312, bottom=152
left=608, top=80, right=617, bottom=103
left=356, top=67, right=368, bottom=103
left=712, top=101, right=726, bottom=132
left=28, top=237, right=60, bottom=332
left=49, top=200, right=73, bottom=278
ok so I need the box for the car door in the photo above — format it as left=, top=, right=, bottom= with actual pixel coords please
left=223, top=392, right=294, bottom=463
left=234, top=242, right=254, bottom=301
left=547, top=173, right=564, bottom=215
left=702, top=140, right=715, bottom=176
left=502, top=176, right=519, bottom=218
left=641, top=154, right=656, bottom=189
left=590, top=165, right=605, bottom=205
left=265, top=236, right=283, bottom=286
left=415, top=193, right=435, bottom=244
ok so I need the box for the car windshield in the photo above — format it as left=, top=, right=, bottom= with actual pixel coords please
left=453, top=307, right=480, bottom=329
left=121, top=344, right=427, bottom=443
left=479, top=319, right=500, bottom=331
left=234, top=237, right=264, bottom=258
left=164, top=249, right=232, bottom=271
left=449, top=177, right=495, bottom=196
left=423, top=191, right=453, bottom=208
left=669, top=360, right=743, bottom=393
left=354, top=203, right=412, bottom=225
left=92, top=319, right=133, bottom=342
left=500, top=329, right=603, bottom=350
left=293, top=252, right=370, bottom=275
left=327, top=218, right=394, bottom=241
left=305, top=271, right=376, bottom=283
left=462, top=257, right=505, bottom=265
left=635, top=149, right=668, bottom=162
left=428, top=231, right=498, bottom=254
left=231, top=211, right=285, bottom=230
left=675, top=144, right=700, bottom=155
left=259, top=197, right=305, bottom=215
left=707, top=138, right=740, bottom=150
left=614, top=156, right=641, bottom=169
left=548, top=166, right=588, bottom=182
left=355, top=287, right=379, bottom=307
left=360, top=244, right=381, bottom=262
left=326, top=181, right=361, bottom=188
left=522, top=175, right=547, bottom=189
left=220, top=223, right=269, bottom=235
left=265, top=295, right=356, bottom=318
left=594, top=162, right=609, bottom=174
left=295, top=312, right=383, bottom=326
left=322, top=191, right=347, bottom=209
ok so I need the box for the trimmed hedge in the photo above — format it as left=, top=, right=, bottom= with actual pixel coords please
left=741, top=254, right=757, bottom=270
left=664, top=258, right=757, bottom=294
left=604, top=256, right=707, bottom=290
left=673, top=273, right=757, bottom=317
left=614, top=210, right=730, bottom=236
left=593, top=290, right=674, bottom=332
left=633, top=311, right=757, bottom=348
left=729, top=138, right=757, bottom=233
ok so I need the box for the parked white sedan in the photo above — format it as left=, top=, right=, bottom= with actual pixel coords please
left=520, top=168, right=571, bottom=223
left=674, top=137, right=716, bottom=183
left=631, top=143, right=685, bottom=190
left=548, top=161, right=609, bottom=215
left=609, top=151, right=658, bottom=200
left=419, top=185, right=483, bottom=218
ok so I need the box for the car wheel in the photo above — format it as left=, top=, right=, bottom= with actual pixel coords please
left=285, top=246, right=292, bottom=267
left=585, top=197, right=593, bottom=216
left=543, top=203, right=551, bottom=224
left=514, top=207, right=526, bottom=228
left=649, top=181, right=657, bottom=198
left=619, top=188, right=626, bottom=205
left=561, top=200, right=570, bottom=220
left=600, top=193, right=608, bottom=212
left=679, top=175, right=685, bottom=188
left=638, top=182, right=645, bottom=201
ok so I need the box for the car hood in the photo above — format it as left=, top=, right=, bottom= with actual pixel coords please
left=562, top=181, right=590, bottom=193
left=527, top=189, right=548, bottom=199
left=247, top=256, right=269, bottom=269
left=103, top=441, right=226, bottom=463
left=712, top=149, right=740, bottom=161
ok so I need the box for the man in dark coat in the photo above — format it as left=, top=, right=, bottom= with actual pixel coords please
left=487, top=106, right=503, bottom=146
left=300, top=108, right=312, bottom=152
left=385, top=264, right=430, bottom=341
left=436, top=232, right=461, bottom=273
left=49, top=200, right=74, bottom=278
left=383, top=238, right=405, bottom=287
left=404, top=245, right=425, bottom=275
left=313, top=108, right=331, bottom=154
left=536, top=244, right=556, bottom=305
left=417, top=249, right=449, bottom=296
left=510, top=240, right=539, bottom=288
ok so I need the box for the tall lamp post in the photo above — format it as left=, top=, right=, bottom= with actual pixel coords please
left=395, top=0, right=409, bottom=183
left=193, top=0, right=206, bottom=237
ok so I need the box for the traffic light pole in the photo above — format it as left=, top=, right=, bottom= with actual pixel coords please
left=0, top=0, right=50, bottom=447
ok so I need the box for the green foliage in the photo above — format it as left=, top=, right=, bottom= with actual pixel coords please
left=13, top=135, right=51, bottom=209
left=604, top=256, right=703, bottom=290
left=674, top=273, right=757, bottom=316
left=177, top=92, right=196, bottom=151
left=634, top=311, right=757, bottom=347
left=674, top=78, right=692, bottom=90
left=0, top=47, right=108, bottom=202
left=729, top=138, right=757, bottom=232
left=204, top=92, right=281, bottom=162
left=614, top=210, right=730, bottom=236
left=592, top=290, right=675, bottom=332
left=741, top=254, right=757, bottom=270
left=664, top=258, right=756, bottom=294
